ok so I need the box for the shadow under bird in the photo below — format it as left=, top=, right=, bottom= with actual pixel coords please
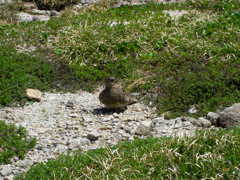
left=99, top=77, right=137, bottom=110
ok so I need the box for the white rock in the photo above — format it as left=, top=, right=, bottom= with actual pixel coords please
left=207, top=112, right=220, bottom=125
left=0, top=165, right=12, bottom=176
left=68, top=138, right=90, bottom=149
left=17, top=12, right=34, bottom=22
left=31, top=9, right=50, bottom=15
left=26, top=88, right=42, bottom=101
left=198, top=117, right=212, bottom=128
left=188, top=105, right=198, bottom=114
left=33, top=15, right=50, bottom=22
left=135, top=120, right=152, bottom=136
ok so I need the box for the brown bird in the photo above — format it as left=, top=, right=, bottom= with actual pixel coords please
left=99, top=77, right=137, bottom=110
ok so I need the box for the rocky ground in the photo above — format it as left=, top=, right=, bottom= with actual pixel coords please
left=0, top=0, right=186, bottom=22
left=0, top=88, right=214, bottom=179
left=1, top=0, right=240, bottom=179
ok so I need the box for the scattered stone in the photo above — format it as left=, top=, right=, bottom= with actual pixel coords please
left=182, top=117, right=200, bottom=127
left=16, top=159, right=33, bottom=168
left=26, top=88, right=42, bottom=102
left=66, top=100, right=75, bottom=109
left=218, top=103, right=240, bottom=128
left=207, top=112, right=220, bottom=125
left=163, top=10, right=188, bottom=19
left=31, top=9, right=50, bottom=15
left=87, top=129, right=101, bottom=141
left=68, top=138, right=90, bottom=150
left=0, top=165, right=12, bottom=176
left=17, top=12, right=34, bottom=22
left=0, top=0, right=12, bottom=4
left=135, top=120, right=152, bottom=136
left=198, top=117, right=212, bottom=128
left=33, top=15, right=50, bottom=21
left=50, top=10, right=60, bottom=16
left=188, top=105, right=198, bottom=114
left=69, top=113, right=78, bottom=118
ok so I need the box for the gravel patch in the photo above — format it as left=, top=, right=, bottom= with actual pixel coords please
left=0, top=89, right=206, bottom=179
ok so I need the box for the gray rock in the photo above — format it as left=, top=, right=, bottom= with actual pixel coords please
left=0, top=0, right=12, bottom=4
left=207, top=112, right=220, bottom=125
left=188, top=105, right=198, bottom=114
left=87, top=130, right=101, bottom=141
left=50, top=10, right=60, bottom=16
left=33, top=15, right=50, bottom=22
left=181, top=117, right=200, bottom=126
left=17, top=159, right=33, bottom=168
left=68, top=138, right=90, bottom=149
left=135, top=120, right=152, bottom=136
left=16, top=12, right=34, bottom=22
left=198, top=117, right=212, bottom=128
left=31, top=9, right=50, bottom=15
left=0, top=165, right=12, bottom=176
left=152, top=117, right=165, bottom=126
left=218, top=103, right=240, bottom=128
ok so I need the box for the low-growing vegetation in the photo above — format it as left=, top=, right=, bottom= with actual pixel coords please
left=0, top=120, right=36, bottom=164
left=16, top=128, right=240, bottom=179
left=0, top=0, right=240, bottom=116
left=0, top=0, right=240, bottom=178
left=0, top=46, right=54, bottom=106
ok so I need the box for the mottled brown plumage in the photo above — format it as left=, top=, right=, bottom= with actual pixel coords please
left=99, top=77, right=137, bottom=109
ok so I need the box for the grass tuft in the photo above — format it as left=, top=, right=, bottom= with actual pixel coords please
left=16, top=128, right=240, bottom=179
left=0, top=120, right=36, bottom=164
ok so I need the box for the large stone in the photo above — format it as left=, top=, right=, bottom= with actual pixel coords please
left=16, top=12, right=34, bottom=22
left=218, top=103, right=240, bottom=128
left=197, top=117, right=212, bottom=128
left=135, top=120, right=152, bottom=136
left=26, top=88, right=42, bottom=101
left=0, top=0, right=12, bottom=4
left=0, top=165, right=12, bottom=176
left=207, top=112, right=220, bottom=125
left=33, top=15, right=50, bottom=21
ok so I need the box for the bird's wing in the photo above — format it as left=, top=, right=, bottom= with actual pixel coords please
left=111, top=84, right=136, bottom=104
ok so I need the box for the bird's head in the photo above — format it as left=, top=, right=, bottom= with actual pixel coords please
left=105, top=77, right=115, bottom=88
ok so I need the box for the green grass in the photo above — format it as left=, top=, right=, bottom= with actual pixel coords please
left=0, top=120, right=36, bottom=164
left=16, top=128, right=240, bottom=179
left=0, top=46, right=54, bottom=106
left=0, top=0, right=240, bottom=115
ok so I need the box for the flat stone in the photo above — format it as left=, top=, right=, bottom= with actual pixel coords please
left=26, top=88, right=42, bottom=102
left=135, top=120, right=152, bottom=136
left=188, top=105, right=198, bottom=114
left=33, top=15, right=50, bottom=22
left=31, top=9, right=50, bottom=15
left=17, top=12, right=34, bottom=22
left=0, top=165, right=12, bottom=176
left=218, top=103, right=240, bottom=128
left=68, top=138, right=90, bottom=149
left=198, top=117, right=212, bottom=128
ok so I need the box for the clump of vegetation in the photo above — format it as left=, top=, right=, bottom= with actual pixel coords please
left=16, top=128, right=240, bottom=179
left=0, top=46, right=54, bottom=106
left=0, top=1, right=27, bottom=24
left=34, top=0, right=81, bottom=10
left=51, top=0, right=240, bottom=116
left=0, top=120, right=36, bottom=164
